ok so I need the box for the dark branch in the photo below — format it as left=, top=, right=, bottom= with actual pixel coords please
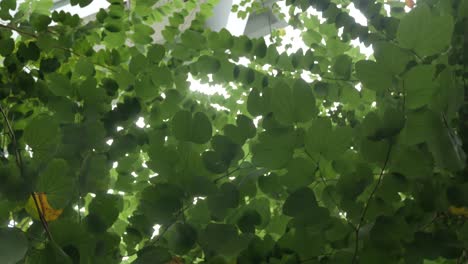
left=351, top=142, right=392, bottom=264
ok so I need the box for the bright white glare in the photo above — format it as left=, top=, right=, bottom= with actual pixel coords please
left=253, top=116, right=261, bottom=127
left=142, top=162, right=148, bottom=168
left=225, top=0, right=249, bottom=36
left=8, top=220, right=16, bottom=228
left=384, top=4, right=391, bottom=16
left=237, top=57, right=251, bottom=66
left=188, top=74, right=229, bottom=98
left=106, top=139, right=114, bottom=146
left=135, top=117, right=146, bottom=128
left=89, top=193, right=96, bottom=198
left=131, top=171, right=138, bottom=178
left=339, top=211, right=348, bottom=219
left=151, top=224, right=161, bottom=239
left=116, top=126, right=124, bottom=131
left=300, top=71, right=314, bottom=83
left=348, top=3, right=368, bottom=26
left=210, top=103, right=230, bottom=111
left=149, top=172, right=159, bottom=178
left=355, top=83, right=362, bottom=91
left=371, top=101, right=377, bottom=108
left=113, top=162, right=118, bottom=168
left=107, top=189, right=114, bottom=194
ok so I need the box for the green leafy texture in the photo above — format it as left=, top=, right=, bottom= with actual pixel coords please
left=46, top=73, right=73, bottom=97
left=138, top=183, right=184, bottom=225
left=134, top=246, right=172, bottom=264
left=270, top=79, right=317, bottom=124
left=404, top=64, right=436, bottom=109
left=172, top=110, right=212, bottom=144
left=85, top=193, right=123, bottom=233
left=147, top=44, right=165, bottom=63
left=0, top=2, right=466, bottom=263
left=166, top=223, right=197, bottom=254
left=36, top=159, right=74, bottom=209
left=207, top=182, right=239, bottom=220
left=361, top=108, right=405, bottom=141
left=373, top=41, right=411, bottom=75
left=80, top=154, right=111, bottom=194
left=74, top=57, right=95, bottom=77
left=0, top=38, right=14, bottom=56
left=355, top=60, right=392, bottom=92
left=251, top=129, right=296, bottom=169
left=283, top=187, right=318, bottom=217
left=397, top=4, right=454, bottom=57
left=332, top=54, right=352, bottom=79
left=129, top=53, right=148, bottom=75
left=199, top=223, right=248, bottom=257
left=278, top=227, right=325, bottom=260
left=196, top=55, right=221, bottom=74
left=305, top=117, right=352, bottom=160
left=0, top=228, right=28, bottom=264
left=281, top=157, right=317, bottom=191
left=23, top=114, right=61, bottom=162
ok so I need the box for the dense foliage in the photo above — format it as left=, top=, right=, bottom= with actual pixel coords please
left=0, top=0, right=467, bottom=263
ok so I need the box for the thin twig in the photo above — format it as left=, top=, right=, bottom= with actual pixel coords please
left=149, top=204, right=191, bottom=245
left=213, top=152, right=251, bottom=183
left=0, top=23, right=37, bottom=38
left=31, top=192, right=53, bottom=240
left=0, top=103, right=53, bottom=241
left=351, top=143, right=392, bottom=264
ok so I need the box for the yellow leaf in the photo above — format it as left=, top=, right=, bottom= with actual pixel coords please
left=448, top=205, right=468, bottom=218
left=25, top=192, right=63, bottom=222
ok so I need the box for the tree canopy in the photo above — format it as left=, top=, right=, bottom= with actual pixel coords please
left=0, top=0, right=467, bottom=263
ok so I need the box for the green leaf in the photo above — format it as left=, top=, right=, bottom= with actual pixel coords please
left=166, top=223, right=197, bottom=254
left=23, top=114, right=60, bottom=162
left=332, top=54, right=352, bottom=79
left=86, top=193, right=123, bottom=233
left=270, top=79, right=317, bottom=125
left=129, top=53, right=148, bottom=75
left=147, top=44, right=165, bottom=63
left=199, top=223, right=248, bottom=256
left=172, top=110, right=212, bottom=144
left=355, top=60, right=392, bottom=92
left=196, top=55, right=221, bottom=74
left=134, top=246, right=172, bottom=264
left=75, top=57, right=95, bottom=77
left=283, top=187, right=318, bottom=217
left=404, top=64, right=436, bottom=109
left=47, top=73, right=72, bottom=97
left=0, top=38, right=14, bottom=56
left=281, top=157, right=317, bottom=191
left=397, top=4, right=454, bottom=57
left=36, top=159, right=74, bottom=209
left=374, top=41, right=411, bottom=75
left=305, top=117, right=352, bottom=160
left=251, top=129, right=295, bottom=169
left=0, top=228, right=28, bottom=264
left=80, top=154, right=111, bottom=194
left=139, top=183, right=184, bottom=225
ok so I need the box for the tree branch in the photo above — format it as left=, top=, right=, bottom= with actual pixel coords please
left=351, top=142, right=392, bottom=264
left=0, top=103, right=53, bottom=241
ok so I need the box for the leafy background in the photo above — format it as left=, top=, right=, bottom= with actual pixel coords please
left=0, top=0, right=467, bottom=263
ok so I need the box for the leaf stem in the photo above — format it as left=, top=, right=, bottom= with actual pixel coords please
left=0, top=103, right=53, bottom=241
left=0, top=23, right=37, bottom=38
left=351, top=142, right=392, bottom=264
